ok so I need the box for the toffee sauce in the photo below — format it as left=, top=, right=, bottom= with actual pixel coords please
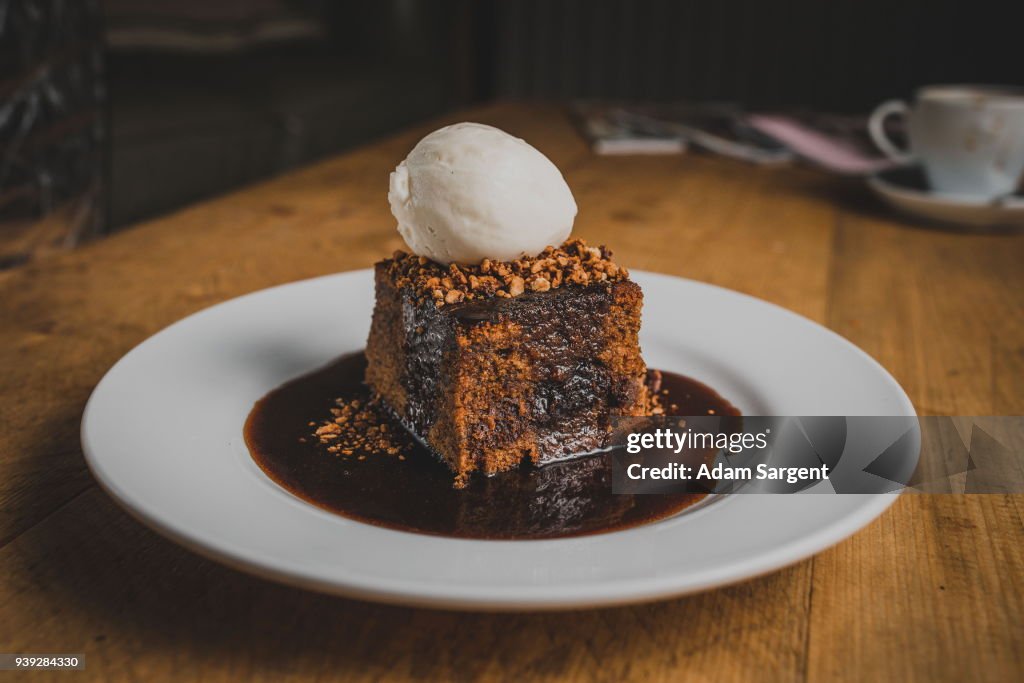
left=244, top=352, right=740, bottom=540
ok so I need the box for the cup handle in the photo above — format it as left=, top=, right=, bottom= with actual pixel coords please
left=868, top=99, right=914, bottom=164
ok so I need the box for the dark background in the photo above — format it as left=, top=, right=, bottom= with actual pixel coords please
left=488, top=0, right=1020, bottom=108
left=1, top=0, right=1020, bottom=250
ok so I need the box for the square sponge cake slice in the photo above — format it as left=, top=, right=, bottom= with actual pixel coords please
left=364, top=241, right=648, bottom=486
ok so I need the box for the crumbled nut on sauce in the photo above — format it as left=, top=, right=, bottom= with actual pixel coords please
left=308, top=395, right=413, bottom=459
left=384, top=239, right=629, bottom=308
left=645, top=371, right=677, bottom=416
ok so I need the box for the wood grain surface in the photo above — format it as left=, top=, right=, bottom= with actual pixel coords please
left=1, top=103, right=1021, bottom=682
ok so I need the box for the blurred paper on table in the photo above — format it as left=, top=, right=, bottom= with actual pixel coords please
left=573, top=103, right=688, bottom=155
left=574, top=102, right=898, bottom=176
left=747, top=113, right=895, bottom=175
left=623, top=104, right=796, bottom=165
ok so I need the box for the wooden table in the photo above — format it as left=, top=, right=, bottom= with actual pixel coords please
left=1, top=103, right=1021, bottom=682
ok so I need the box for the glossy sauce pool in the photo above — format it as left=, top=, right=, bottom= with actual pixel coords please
left=244, top=352, right=740, bottom=540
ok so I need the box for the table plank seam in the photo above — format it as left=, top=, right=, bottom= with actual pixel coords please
left=802, top=558, right=816, bottom=683
left=0, top=483, right=95, bottom=552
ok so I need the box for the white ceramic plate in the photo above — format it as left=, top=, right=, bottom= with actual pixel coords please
left=868, top=167, right=1024, bottom=229
left=82, top=270, right=916, bottom=611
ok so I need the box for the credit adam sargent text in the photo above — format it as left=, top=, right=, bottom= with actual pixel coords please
left=627, top=459, right=830, bottom=485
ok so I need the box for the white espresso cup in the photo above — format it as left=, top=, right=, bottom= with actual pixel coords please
left=869, top=85, right=1024, bottom=199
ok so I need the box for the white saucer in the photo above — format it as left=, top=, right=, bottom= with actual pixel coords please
left=868, top=167, right=1024, bottom=229
left=81, top=270, right=916, bottom=611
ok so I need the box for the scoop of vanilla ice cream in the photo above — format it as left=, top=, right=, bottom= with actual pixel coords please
left=388, top=122, right=577, bottom=265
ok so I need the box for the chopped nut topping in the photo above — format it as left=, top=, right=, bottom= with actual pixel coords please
left=508, top=276, right=525, bottom=297
left=530, top=277, right=551, bottom=292
left=382, top=239, right=629, bottom=308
